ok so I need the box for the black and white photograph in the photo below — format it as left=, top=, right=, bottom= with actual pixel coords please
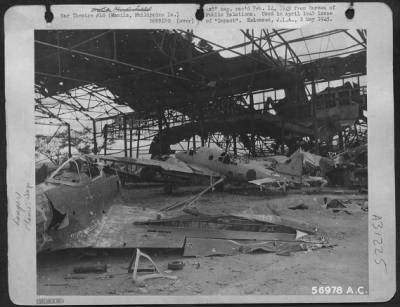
left=34, top=28, right=369, bottom=296
left=5, top=3, right=395, bottom=305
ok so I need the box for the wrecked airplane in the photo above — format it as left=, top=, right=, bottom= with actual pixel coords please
left=36, top=157, right=119, bottom=252
left=87, top=146, right=292, bottom=193
left=250, top=148, right=335, bottom=190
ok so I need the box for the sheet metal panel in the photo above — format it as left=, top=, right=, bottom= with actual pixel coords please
left=143, top=226, right=297, bottom=241
left=184, top=238, right=241, bottom=257
left=184, top=237, right=305, bottom=257
left=48, top=205, right=185, bottom=250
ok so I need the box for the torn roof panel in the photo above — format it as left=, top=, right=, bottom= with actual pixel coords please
left=35, top=29, right=366, bottom=114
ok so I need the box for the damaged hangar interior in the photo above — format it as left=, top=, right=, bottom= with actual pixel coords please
left=35, top=29, right=368, bottom=296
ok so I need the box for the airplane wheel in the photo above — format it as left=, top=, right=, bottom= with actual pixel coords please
left=215, top=181, right=224, bottom=192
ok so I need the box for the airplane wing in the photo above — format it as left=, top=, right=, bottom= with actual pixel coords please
left=248, top=175, right=287, bottom=186
left=182, top=162, right=221, bottom=178
left=86, top=154, right=220, bottom=178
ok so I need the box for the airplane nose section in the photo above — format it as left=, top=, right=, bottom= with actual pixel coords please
left=246, top=169, right=257, bottom=181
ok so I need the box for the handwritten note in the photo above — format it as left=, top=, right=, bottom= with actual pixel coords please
left=371, top=214, right=387, bottom=273
left=13, top=183, right=33, bottom=231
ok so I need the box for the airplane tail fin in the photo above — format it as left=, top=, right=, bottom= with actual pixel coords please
left=275, top=152, right=303, bottom=183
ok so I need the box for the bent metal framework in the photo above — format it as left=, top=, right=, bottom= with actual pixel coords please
left=5, top=3, right=395, bottom=305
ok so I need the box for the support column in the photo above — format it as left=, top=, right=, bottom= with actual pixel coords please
left=280, top=119, right=285, bottom=155
left=103, top=124, right=108, bottom=155
left=311, top=79, right=319, bottom=154
left=129, top=127, right=133, bottom=158
left=249, top=91, right=256, bottom=156
left=123, top=115, right=128, bottom=158
left=199, top=108, right=205, bottom=147
left=136, top=124, right=141, bottom=158
left=67, top=123, right=72, bottom=158
left=113, top=31, right=118, bottom=60
left=158, top=109, right=163, bottom=155
left=233, top=133, right=237, bottom=155
left=92, top=120, right=98, bottom=154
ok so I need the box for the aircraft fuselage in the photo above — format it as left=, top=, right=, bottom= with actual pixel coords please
left=175, top=147, right=276, bottom=182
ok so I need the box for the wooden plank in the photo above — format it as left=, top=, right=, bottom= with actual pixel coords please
left=142, top=226, right=297, bottom=241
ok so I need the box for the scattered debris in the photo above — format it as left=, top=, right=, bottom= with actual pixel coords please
left=64, top=274, right=86, bottom=280
left=132, top=248, right=177, bottom=286
left=325, top=199, right=357, bottom=214
left=107, top=289, right=119, bottom=295
left=133, top=208, right=330, bottom=258
left=160, top=176, right=226, bottom=211
left=326, top=199, right=346, bottom=209
left=192, top=262, right=201, bottom=269
left=184, top=234, right=329, bottom=258
left=168, top=261, right=185, bottom=271
left=95, top=274, right=114, bottom=280
left=216, top=281, right=228, bottom=286
left=137, top=210, right=319, bottom=235
left=361, top=201, right=368, bottom=212
left=129, top=267, right=156, bottom=274
left=244, top=288, right=255, bottom=294
left=134, top=273, right=178, bottom=285
left=276, top=251, right=291, bottom=256
left=184, top=238, right=240, bottom=257
left=137, top=288, right=149, bottom=294
left=289, top=200, right=309, bottom=210
left=73, top=264, right=107, bottom=274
